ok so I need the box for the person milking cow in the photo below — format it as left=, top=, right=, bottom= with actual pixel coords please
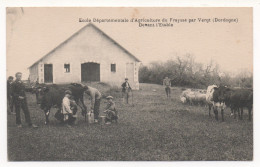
left=84, top=85, right=102, bottom=123
left=121, top=78, right=132, bottom=104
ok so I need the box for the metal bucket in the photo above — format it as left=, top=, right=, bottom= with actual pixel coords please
left=99, top=116, right=106, bottom=125
left=87, top=112, right=94, bottom=124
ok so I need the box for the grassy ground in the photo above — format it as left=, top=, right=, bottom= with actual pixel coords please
left=7, top=83, right=253, bottom=161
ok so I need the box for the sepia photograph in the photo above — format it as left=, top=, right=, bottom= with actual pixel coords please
left=5, top=7, right=253, bottom=161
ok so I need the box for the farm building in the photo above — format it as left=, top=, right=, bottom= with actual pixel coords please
left=28, top=23, right=141, bottom=89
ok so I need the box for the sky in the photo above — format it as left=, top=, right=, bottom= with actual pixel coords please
left=6, top=7, right=253, bottom=79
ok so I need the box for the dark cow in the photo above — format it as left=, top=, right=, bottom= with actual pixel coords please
left=212, top=86, right=253, bottom=121
left=224, top=88, right=253, bottom=121
left=35, top=83, right=87, bottom=124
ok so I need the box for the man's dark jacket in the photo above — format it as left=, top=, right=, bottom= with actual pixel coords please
left=11, top=80, right=26, bottom=101
left=121, top=82, right=132, bottom=92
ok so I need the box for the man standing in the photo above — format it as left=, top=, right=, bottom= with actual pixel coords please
left=163, top=76, right=171, bottom=99
left=11, top=72, right=38, bottom=128
left=84, top=86, right=102, bottom=123
left=121, top=78, right=132, bottom=104
left=7, top=76, right=15, bottom=114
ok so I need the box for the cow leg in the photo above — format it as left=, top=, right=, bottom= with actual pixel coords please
left=237, top=108, right=241, bottom=120
left=233, top=108, right=237, bottom=119
left=208, top=105, right=211, bottom=117
left=240, top=108, right=244, bottom=120
left=80, top=96, right=87, bottom=112
left=45, top=109, right=50, bottom=125
left=77, top=97, right=87, bottom=116
left=230, top=107, right=234, bottom=117
left=221, top=109, right=224, bottom=122
left=214, top=108, right=218, bottom=121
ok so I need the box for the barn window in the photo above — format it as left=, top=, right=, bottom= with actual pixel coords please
left=64, top=64, right=70, bottom=73
left=111, top=64, right=116, bottom=72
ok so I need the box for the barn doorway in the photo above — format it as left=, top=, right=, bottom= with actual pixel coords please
left=81, top=62, right=100, bottom=82
left=44, top=64, right=53, bottom=83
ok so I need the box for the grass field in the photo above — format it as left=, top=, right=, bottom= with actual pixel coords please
left=7, top=83, right=253, bottom=161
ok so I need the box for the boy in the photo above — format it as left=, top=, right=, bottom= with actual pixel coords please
left=69, top=96, right=78, bottom=125
left=103, top=96, right=118, bottom=124
left=62, top=90, right=74, bottom=127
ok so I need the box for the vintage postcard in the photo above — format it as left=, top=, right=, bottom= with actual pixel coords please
left=5, top=7, right=253, bottom=162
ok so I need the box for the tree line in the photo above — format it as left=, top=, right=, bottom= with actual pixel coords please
left=139, top=55, right=253, bottom=89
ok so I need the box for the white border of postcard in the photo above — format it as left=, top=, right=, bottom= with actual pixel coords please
left=1, top=0, right=260, bottom=167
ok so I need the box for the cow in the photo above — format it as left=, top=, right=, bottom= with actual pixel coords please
left=206, top=85, right=226, bottom=121
left=35, top=83, right=87, bottom=125
left=218, top=87, right=253, bottom=121
left=207, top=85, right=253, bottom=121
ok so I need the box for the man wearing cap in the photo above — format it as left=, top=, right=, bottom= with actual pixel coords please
left=11, top=72, right=38, bottom=128
left=84, top=86, right=102, bottom=123
left=7, top=76, right=15, bottom=115
left=121, top=78, right=132, bottom=104
left=103, top=96, right=118, bottom=124
left=163, top=76, right=171, bottom=99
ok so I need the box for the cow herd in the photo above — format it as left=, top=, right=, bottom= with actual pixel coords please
left=30, top=83, right=253, bottom=125
left=180, top=85, right=253, bottom=121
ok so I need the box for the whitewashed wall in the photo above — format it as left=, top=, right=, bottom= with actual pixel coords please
left=29, top=64, right=38, bottom=82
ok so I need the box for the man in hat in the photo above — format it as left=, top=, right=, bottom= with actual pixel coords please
left=84, top=86, right=102, bottom=123
left=103, top=96, right=118, bottom=124
left=121, top=78, right=132, bottom=104
left=11, top=72, right=38, bottom=128
left=7, top=76, right=15, bottom=115
left=163, top=76, right=171, bottom=99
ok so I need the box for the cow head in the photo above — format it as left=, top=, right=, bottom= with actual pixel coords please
left=213, top=86, right=232, bottom=102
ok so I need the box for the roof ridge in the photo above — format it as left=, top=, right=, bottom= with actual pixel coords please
left=28, top=23, right=140, bottom=69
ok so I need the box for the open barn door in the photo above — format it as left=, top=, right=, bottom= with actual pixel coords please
left=81, top=62, right=100, bottom=82
left=44, top=64, right=53, bottom=83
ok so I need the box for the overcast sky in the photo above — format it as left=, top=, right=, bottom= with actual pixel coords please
left=6, top=7, right=253, bottom=79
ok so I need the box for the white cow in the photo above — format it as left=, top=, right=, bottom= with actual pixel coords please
left=206, top=85, right=226, bottom=120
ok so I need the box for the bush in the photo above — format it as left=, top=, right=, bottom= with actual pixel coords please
left=139, top=56, right=253, bottom=88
